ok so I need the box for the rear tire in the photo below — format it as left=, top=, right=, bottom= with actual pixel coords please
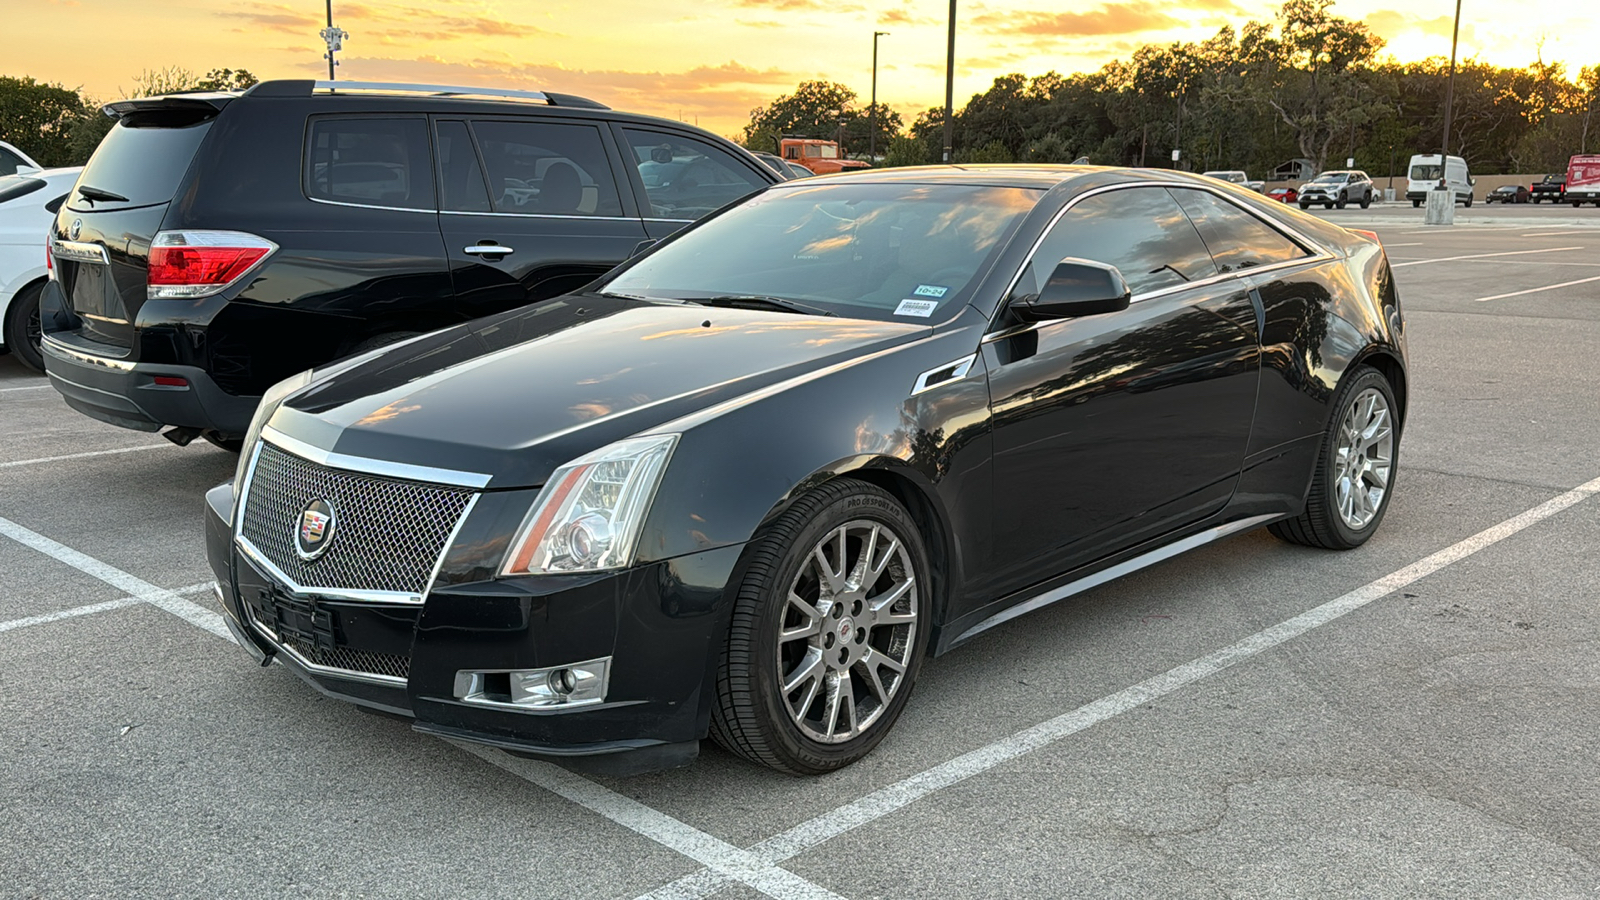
left=1412, top=199, right=1421, bottom=208
left=3, top=280, right=46, bottom=374
left=1269, top=366, right=1398, bottom=551
left=1324, top=202, right=1334, bottom=209
left=710, top=479, right=932, bottom=775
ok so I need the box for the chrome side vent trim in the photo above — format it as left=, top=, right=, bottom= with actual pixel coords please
left=912, top=354, right=977, bottom=395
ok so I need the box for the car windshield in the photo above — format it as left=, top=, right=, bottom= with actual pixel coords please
left=599, top=182, right=1040, bottom=323
left=1311, top=173, right=1347, bottom=183
left=1411, top=164, right=1442, bottom=180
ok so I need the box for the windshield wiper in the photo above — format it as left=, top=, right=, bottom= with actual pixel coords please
left=680, top=295, right=837, bottom=317
left=76, top=185, right=130, bottom=204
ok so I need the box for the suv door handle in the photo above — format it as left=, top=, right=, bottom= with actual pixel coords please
left=464, top=244, right=515, bottom=256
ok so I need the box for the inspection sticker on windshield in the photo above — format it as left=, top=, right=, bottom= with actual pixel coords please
left=895, top=298, right=939, bottom=317
left=913, top=284, right=949, bottom=298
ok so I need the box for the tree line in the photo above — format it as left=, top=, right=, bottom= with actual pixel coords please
left=0, top=67, right=257, bottom=168
left=741, top=0, right=1598, bottom=178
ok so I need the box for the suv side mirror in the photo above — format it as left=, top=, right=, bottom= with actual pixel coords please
left=1011, top=258, right=1131, bottom=322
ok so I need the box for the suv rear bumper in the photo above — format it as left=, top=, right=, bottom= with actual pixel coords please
left=42, top=335, right=258, bottom=437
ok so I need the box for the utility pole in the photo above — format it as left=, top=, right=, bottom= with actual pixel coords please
left=320, top=0, right=348, bottom=80
left=870, top=31, right=888, bottom=160
left=1439, top=0, right=1463, bottom=179
left=942, top=0, right=955, bottom=163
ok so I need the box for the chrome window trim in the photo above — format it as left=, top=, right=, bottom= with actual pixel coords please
left=912, top=353, right=977, bottom=395
left=236, top=537, right=426, bottom=605
left=641, top=216, right=695, bottom=224
left=241, top=601, right=409, bottom=687
left=992, top=180, right=1336, bottom=334
left=260, top=426, right=492, bottom=489
left=51, top=239, right=109, bottom=265
left=953, top=514, right=1281, bottom=646
left=307, top=195, right=436, bottom=214
left=439, top=208, right=624, bottom=221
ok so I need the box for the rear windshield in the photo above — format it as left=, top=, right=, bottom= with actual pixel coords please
left=71, top=115, right=213, bottom=210
left=0, top=176, right=46, bottom=206
left=1410, top=164, right=1441, bottom=180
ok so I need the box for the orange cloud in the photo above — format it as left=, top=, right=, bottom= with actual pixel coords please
left=973, top=3, right=1182, bottom=37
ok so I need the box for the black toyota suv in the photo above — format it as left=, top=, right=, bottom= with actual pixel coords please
left=41, top=80, right=780, bottom=448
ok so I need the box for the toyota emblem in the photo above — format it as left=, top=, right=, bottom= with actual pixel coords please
left=295, top=499, right=336, bottom=560
left=69, top=218, right=83, bottom=240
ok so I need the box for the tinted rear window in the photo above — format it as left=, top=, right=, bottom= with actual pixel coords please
left=71, top=117, right=213, bottom=209
left=0, top=176, right=46, bottom=206
left=305, top=117, right=435, bottom=210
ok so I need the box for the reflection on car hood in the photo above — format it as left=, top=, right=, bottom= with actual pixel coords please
left=275, top=294, right=929, bottom=488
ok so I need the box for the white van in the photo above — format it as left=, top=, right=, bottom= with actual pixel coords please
left=1406, top=154, right=1474, bottom=207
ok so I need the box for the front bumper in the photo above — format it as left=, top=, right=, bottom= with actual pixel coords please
left=204, top=481, right=743, bottom=774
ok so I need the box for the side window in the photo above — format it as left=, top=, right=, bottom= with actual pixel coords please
left=620, top=128, right=768, bottom=220
left=305, top=117, right=434, bottom=210
left=1019, top=187, right=1217, bottom=298
left=1169, top=188, right=1308, bottom=273
left=435, top=120, right=491, bottom=212
left=469, top=119, right=622, bottom=217
left=0, top=147, right=26, bottom=177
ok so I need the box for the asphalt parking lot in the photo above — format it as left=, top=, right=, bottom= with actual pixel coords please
left=3, top=206, right=1600, bottom=899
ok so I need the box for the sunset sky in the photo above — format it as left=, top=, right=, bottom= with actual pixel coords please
left=8, top=0, right=1599, bottom=139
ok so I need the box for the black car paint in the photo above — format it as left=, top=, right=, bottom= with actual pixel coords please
left=42, top=82, right=778, bottom=439
left=207, top=167, right=1407, bottom=769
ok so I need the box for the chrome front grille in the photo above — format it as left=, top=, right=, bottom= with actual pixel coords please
left=239, top=441, right=475, bottom=598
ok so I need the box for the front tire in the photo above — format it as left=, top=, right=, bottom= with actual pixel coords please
left=1270, top=366, right=1398, bottom=550
left=711, top=480, right=932, bottom=775
left=3, top=280, right=46, bottom=373
left=1359, top=192, right=1371, bottom=209
left=1336, top=193, right=1347, bottom=209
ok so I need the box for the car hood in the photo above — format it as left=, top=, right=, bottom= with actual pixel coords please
left=273, top=294, right=930, bottom=488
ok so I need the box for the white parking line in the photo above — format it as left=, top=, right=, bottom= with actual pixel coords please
left=637, top=473, right=1600, bottom=900
left=0, top=582, right=214, bottom=634
left=0, top=517, right=230, bottom=639
left=1521, top=231, right=1593, bottom=238
left=0, top=383, right=52, bottom=393
left=1473, top=274, right=1600, bottom=302
left=1391, top=246, right=1582, bottom=268
left=0, top=445, right=168, bottom=469
left=0, top=518, right=846, bottom=900
left=456, top=742, right=847, bottom=900
left=1383, top=242, right=1423, bottom=247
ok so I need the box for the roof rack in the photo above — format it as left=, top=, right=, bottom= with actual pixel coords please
left=310, top=81, right=607, bottom=109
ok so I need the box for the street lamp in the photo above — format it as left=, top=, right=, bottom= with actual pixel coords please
left=870, top=31, right=889, bottom=160
left=942, top=0, right=955, bottom=162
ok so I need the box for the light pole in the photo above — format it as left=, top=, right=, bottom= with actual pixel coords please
left=1439, top=0, right=1463, bottom=180
left=320, top=0, right=348, bottom=80
left=870, top=31, right=889, bottom=160
left=942, top=0, right=955, bottom=162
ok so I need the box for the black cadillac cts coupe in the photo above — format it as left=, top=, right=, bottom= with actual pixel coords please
left=206, top=165, right=1406, bottom=775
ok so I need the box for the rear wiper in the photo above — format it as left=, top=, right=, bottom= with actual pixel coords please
left=680, top=295, right=837, bottom=317
left=76, top=185, right=130, bottom=204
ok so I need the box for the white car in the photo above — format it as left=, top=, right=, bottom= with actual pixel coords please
left=1201, top=169, right=1266, bottom=193
left=0, top=141, right=42, bottom=177
left=1, top=167, right=82, bottom=372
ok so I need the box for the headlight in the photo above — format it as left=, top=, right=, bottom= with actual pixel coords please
left=501, top=434, right=679, bottom=576
left=230, top=369, right=313, bottom=523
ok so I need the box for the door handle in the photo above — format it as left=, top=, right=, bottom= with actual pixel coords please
left=464, top=244, right=515, bottom=256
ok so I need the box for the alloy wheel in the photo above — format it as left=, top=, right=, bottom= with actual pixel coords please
left=777, top=520, right=918, bottom=744
left=1332, top=387, right=1394, bottom=530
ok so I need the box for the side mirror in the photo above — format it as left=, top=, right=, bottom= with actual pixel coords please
left=1010, top=258, right=1131, bottom=322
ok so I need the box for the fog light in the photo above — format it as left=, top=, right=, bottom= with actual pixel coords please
left=453, top=657, right=611, bottom=711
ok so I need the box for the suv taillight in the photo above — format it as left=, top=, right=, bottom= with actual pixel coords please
left=147, top=230, right=277, bottom=300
